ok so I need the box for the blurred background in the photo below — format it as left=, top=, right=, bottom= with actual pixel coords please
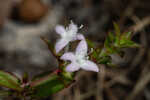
left=0, top=0, right=150, bottom=100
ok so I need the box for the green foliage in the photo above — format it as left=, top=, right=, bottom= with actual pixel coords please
left=31, top=74, right=64, bottom=98
left=105, top=23, right=139, bottom=51
left=119, top=32, right=139, bottom=48
left=0, top=22, right=139, bottom=99
left=30, top=72, right=74, bottom=98
left=90, top=23, right=139, bottom=66
left=27, top=24, right=139, bottom=98
left=113, top=22, right=121, bottom=37
left=86, top=39, right=95, bottom=48
left=0, top=70, right=22, bottom=91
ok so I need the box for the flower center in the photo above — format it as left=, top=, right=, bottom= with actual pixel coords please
left=76, top=59, right=85, bottom=65
left=62, top=27, right=77, bottom=40
left=75, top=54, right=86, bottom=65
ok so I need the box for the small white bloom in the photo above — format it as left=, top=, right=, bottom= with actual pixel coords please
left=61, top=40, right=99, bottom=72
left=55, top=21, right=85, bottom=53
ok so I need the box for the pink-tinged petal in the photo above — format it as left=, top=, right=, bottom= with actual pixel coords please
left=81, top=60, right=99, bottom=72
left=68, top=21, right=78, bottom=34
left=76, top=33, right=85, bottom=40
left=60, top=52, right=75, bottom=61
left=55, top=39, right=69, bottom=54
left=55, top=25, right=66, bottom=36
left=71, top=33, right=85, bottom=41
left=66, top=63, right=80, bottom=72
left=75, top=40, right=88, bottom=56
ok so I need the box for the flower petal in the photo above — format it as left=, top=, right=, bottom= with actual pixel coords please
left=68, top=21, right=78, bottom=34
left=55, top=39, right=69, bottom=54
left=76, top=33, right=85, bottom=40
left=66, top=63, right=80, bottom=72
left=75, top=40, right=88, bottom=56
left=60, top=52, right=75, bottom=61
left=81, top=60, right=99, bottom=72
left=55, top=25, right=66, bottom=36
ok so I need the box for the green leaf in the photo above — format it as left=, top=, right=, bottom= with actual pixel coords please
left=98, top=56, right=111, bottom=64
left=113, top=22, right=121, bottom=46
left=120, top=39, right=139, bottom=48
left=61, top=71, right=74, bottom=81
left=108, top=32, right=115, bottom=42
left=0, top=70, right=22, bottom=91
left=86, top=39, right=95, bottom=48
left=123, top=32, right=132, bottom=39
left=104, top=32, right=117, bottom=53
left=99, top=48, right=108, bottom=57
left=113, top=22, right=121, bottom=36
left=104, top=38, right=110, bottom=49
left=30, top=73, right=73, bottom=98
left=104, top=33, right=112, bottom=48
left=90, top=48, right=101, bottom=59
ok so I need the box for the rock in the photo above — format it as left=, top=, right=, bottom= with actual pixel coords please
left=19, top=0, right=48, bottom=22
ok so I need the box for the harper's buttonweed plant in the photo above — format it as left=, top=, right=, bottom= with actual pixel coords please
left=0, top=21, right=139, bottom=99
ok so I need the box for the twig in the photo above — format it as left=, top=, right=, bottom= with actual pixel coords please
left=96, top=64, right=105, bottom=100
left=125, top=64, right=150, bottom=100
left=130, top=16, right=150, bottom=33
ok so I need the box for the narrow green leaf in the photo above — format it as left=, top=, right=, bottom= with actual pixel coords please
left=104, top=38, right=110, bottom=49
left=99, top=48, right=108, bottom=57
left=105, top=33, right=113, bottom=49
left=98, top=56, right=111, bottom=64
left=113, top=22, right=121, bottom=46
left=113, top=22, right=121, bottom=36
left=108, top=32, right=115, bottom=42
left=120, top=39, right=139, bottom=48
left=0, top=70, right=22, bottom=91
left=30, top=73, right=73, bottom=98
left=124, top=32, right=132, bottom=39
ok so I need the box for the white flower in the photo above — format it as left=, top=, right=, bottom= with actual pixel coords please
left=55, top=21, right=85, bottom=54
left=61, top=40, right=99, bottom=72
